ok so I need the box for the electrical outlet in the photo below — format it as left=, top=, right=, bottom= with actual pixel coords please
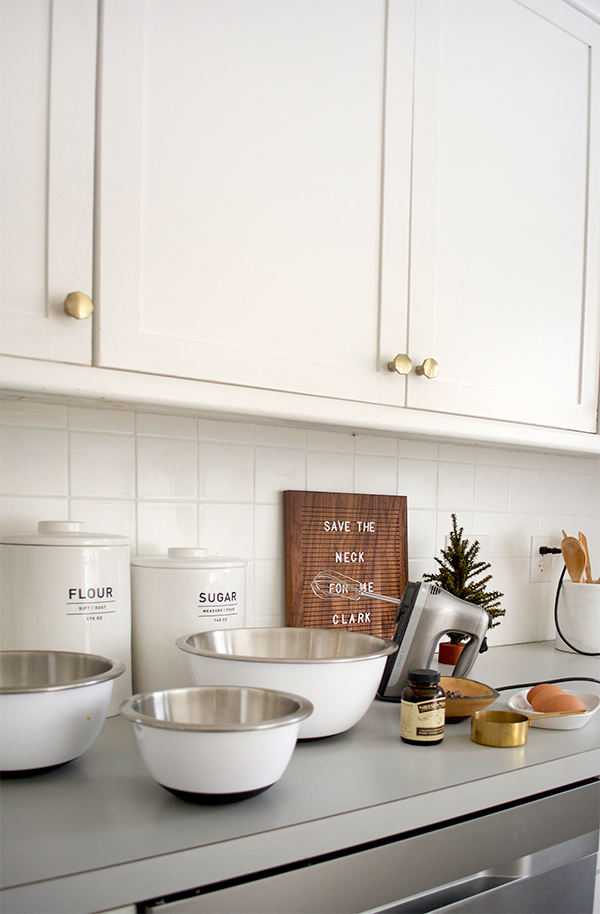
left=529, top=535, right=556, bottom=583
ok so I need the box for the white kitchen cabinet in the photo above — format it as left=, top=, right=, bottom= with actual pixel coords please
left=0, top=0, right=96, bottom=365
left=95, top=0, right=600, bottom=434
left=383, top=0, right=600, bottom=432
left=95, top=0, right=409, bottom=406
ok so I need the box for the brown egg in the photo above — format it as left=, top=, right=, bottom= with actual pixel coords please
left=529, top=684, right=565, bottom=711
left=538, top=692, right=586, bottom=714
left=527, top=683, right=555, bottom=703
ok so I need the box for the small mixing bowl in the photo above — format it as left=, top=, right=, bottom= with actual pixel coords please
left=177, top=627, right=397, bottom=739
left=120, top=685, right=313, bottom=803
left=0, top=650, right=125, bottom=775
left=440, top=676, right=499, bottom=723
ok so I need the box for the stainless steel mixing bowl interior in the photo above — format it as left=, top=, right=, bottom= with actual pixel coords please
left=0, top=650, right=125, bottom=693
left=120, top=685, right=314, bottom=731
left=178, top=627, right=397, bottom=663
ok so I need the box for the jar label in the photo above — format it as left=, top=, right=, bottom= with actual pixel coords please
left=401, top=698, right=445, bottom=742
left=66, top=585, right=117, bottom=623
left=198, top=590, right=242, bottom=625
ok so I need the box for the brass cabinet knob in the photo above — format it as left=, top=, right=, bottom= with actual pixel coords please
left=387, top=353, right=412, bottom=375
left=63, top=291, right=94, bottom=320
left=415, top=358, right=439, bottom=379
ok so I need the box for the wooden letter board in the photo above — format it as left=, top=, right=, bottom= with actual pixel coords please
left=284, top=491, right=408, bottom=640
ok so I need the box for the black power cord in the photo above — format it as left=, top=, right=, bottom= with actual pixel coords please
left=494, top=559, right=600, bottom=691
left=496, top=676, right=600, bottom=691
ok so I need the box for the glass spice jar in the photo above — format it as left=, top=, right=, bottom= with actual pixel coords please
left=400, top=669, right=445, bottom=745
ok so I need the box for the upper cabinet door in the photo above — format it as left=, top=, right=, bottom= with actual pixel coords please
left=0, top=0, right=96, bottom=364
left=404, top=0, right=600, bottom=431
left=95, top=0, right=410, bottom=405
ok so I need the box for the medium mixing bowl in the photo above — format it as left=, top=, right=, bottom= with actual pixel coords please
left=0, top=650, right=125, bottom=774
left=176, top=627, right=397, bottom=738
left=119, top=685, right=313, bottom=803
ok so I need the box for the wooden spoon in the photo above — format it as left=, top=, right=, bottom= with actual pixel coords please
left=561, top=536, right=586, bottom=583
left=578, top=532, right=593, bottom=583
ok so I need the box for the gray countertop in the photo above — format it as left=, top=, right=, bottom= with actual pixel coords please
left=1, top=641, right=599, bottom=914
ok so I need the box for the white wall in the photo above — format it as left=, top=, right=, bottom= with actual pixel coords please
left=1, top=396, right=598, bottom=645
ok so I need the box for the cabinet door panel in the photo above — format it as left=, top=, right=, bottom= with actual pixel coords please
left=97, top=0, right=404, bottom=404
left=0, top=0, right=95, bottom=364
left=406, top=0, right=600, bottom=431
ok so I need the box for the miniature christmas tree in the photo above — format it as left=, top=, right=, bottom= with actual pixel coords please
left=424, top=514, right=505, bottom=645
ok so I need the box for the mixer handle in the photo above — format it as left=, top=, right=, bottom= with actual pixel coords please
left=452, top=635, right=483, bottom=679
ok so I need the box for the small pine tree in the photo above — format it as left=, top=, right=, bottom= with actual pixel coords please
left=424, top=514, right=505, bottom=644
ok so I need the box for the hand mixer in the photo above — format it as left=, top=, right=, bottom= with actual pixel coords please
left=311, top=571, right=490, bottom=700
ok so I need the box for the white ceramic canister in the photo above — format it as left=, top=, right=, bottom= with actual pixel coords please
left=130, top=548, right=247, bottom=694
left=0, top=521, right=132, bottom=716
left=555, top=581, right=600, bottom=655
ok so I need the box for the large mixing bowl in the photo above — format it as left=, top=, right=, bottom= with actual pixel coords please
left=120, top=685, right=313, bottom=803
left=0, top=650, right=125, bottom=775
left=176, top=627, right=397, bottom=738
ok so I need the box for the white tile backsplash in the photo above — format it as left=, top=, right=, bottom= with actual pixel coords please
left=254, top=446, right=306, bottom=503
left=397, top=457, right=438, bottom=510
left=69, top=498, right=137, bottom=543
left=1, top=397, right=599, bottom=647
left=136, top=412, right=197, bottom=439
left=307, top=449, right=355, bottom=492
left=1, top=426, right=68, bottom=495
left=197, top=417, right=255, bottom=443
left=570, top=469, right=600, bottom=515
left=508, top=467, right=541, bottom=514
left=0, top=399, right=67, bottom=428
left=0, top=495, right=68, bottom=531
left=69, top=432, right=136, bottom=499
left=540, top=469, right=571, bottom=515
left=474, top=464, right=509, bottom=513
left=70, top=407, right=135, bottom=434
left=438, top=461, right=475, bottom=511
left=137, top=435, right=198, bottom=500
left=198, top=442, right=254, bottom=502
left=198, top=502, right=255, bottom=559
left=354, top=453, right=398, bottom=495
left=307, top=428, right=355, bottom=452
left=136, top=501, right=198, bottom=555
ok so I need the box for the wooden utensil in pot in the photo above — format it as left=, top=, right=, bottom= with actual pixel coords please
left=561, top=536, right=586, bottom=583
left=578, top=532, right=593, bottom=584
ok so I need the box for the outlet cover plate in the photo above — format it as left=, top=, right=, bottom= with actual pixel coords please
left=529, top=535, right=555, bottom=583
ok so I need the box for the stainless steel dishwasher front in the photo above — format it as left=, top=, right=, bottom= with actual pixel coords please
left=140, top=779, right=599, bottom=914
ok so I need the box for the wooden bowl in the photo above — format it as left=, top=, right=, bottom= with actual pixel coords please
left=439, top=677, right=499, bottom=724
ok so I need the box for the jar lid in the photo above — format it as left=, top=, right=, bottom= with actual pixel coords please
left=131, top=548, right=246, bottom=569
left=407, top=669, right=441, bottom=685
left=0, top=521, right=129, bottom=547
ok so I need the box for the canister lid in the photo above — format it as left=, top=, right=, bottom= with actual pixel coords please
left=131, top=548, right=246, bottom=569
left=0, top=521, right=130, bottom=547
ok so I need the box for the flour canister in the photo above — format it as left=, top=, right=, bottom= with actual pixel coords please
left=130, top=548, right=247, bottom=693
left=0, top=521, right=132, bottom=716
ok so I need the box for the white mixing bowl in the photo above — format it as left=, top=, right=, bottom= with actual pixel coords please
left=119, top=685, right=313, bottom=803
left=177, top=627, right=397, bottom=738
left=0, top=650, right=125, bottom=774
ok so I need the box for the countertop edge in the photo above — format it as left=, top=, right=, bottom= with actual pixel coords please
left=2, top=749, right=598, bottom=914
